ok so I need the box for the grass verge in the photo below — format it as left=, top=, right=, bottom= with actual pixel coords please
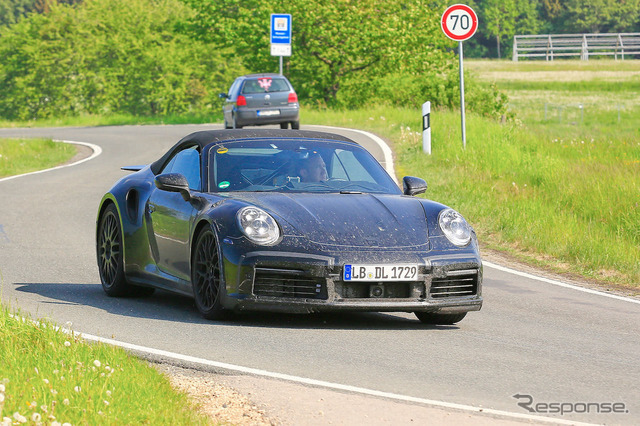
left=0, top=138, right=76, bottom=178
left=0, top=305, right=209, bottom=425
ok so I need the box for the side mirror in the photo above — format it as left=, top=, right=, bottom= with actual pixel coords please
left=403, top=176, right=427, bottom=196
left=155, top=173, right=191, bottom=201
left=219, top=93, right=228, bottom=99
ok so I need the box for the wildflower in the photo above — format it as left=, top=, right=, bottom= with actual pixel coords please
left=53, top=370, right=59, bottom=375
left=29, top=401, right=37, bottom=409
left=43, top=379, right=50, bottom=385
left=106, top=390, right=112, bottom=397
left=64, top=341, right=71, bottom=347
left=51, top=422, right=61, bottom=426
left=380, top=116, right=386, bottom=121
left=93, top=360, right=101, bottom=368
left=65, top=321, right=72, bottom=328
left=13, top=412, right=27, bottom=423
left=31, top=413, right=41, bottom=422
left=40, top=406, right=48, bottom=413
left=51, top=389, right=58, bottom=396
left=2, top=417, right=11, bottom=426
left=34, top=367, right=39, bottom=375
left=0, top=384, right=5, bottom=392
left=103, top=400, right=109, bottom=406
left=74, top=386, right=81, bottom=393
left=0, top=394, right=4, bottom=403
left=62, top=399, right=69, bottom=406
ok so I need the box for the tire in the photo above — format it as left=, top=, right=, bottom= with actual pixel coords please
left=291, top=121, right=300, bottom=130
left=224, top=117, right=232, bottom=129
left=414, top=312, right=467, bottom=325
left=232, top=114, right=242, bottom=129
left=97, top=204, right=155, bottom=297
left=191, top=227, right=229, bottom=320
left=280, top=122, right=288, bottom=129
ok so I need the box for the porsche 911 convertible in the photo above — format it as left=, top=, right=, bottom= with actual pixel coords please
left=96, top=130, right=482, bottom=324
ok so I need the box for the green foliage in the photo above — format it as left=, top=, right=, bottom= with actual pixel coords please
left=0, top=0, right=242, bottom=120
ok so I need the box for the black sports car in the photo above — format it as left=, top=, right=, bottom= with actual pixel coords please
left=96, top=130, right=482, bottom=324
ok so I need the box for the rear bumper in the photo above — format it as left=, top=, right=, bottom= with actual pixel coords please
left=236, top=106, right=299, bottom=126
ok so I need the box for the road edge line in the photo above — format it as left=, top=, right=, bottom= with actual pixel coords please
left=484, top=261, right=640, bottom=305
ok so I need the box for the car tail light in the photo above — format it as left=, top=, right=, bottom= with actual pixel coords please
left=288, top=92, right=298, bottom=103
left=236, top=95, right=247, bottom=106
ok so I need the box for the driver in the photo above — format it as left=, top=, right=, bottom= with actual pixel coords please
left=298, top=152, right=328, bottom=182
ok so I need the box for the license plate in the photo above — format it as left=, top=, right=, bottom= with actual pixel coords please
left=257, top=110, right=280, bottom=117
left=343, top=264, right=419, bottom=282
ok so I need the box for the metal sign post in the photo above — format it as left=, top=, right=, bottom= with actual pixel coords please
left=270, top=14, right=292, bottom=75
left=441, top=4, right=478, bottom=149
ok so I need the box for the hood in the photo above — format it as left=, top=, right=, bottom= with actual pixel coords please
left=232, top=192, right=430, bottom=248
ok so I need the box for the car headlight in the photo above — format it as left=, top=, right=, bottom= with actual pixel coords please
left=237, top=206, right=280, bottom=245
left=438, top=208, right=472, bottom=247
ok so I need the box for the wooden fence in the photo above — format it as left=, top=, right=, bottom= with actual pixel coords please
left=512, top=33, right=640, bottom=61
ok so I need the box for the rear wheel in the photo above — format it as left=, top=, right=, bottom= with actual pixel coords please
left=192, top=228, right=229, bottom=320
left=97, top=204, right=154, bottom=297
left=414, top=312, right=467, bottom=325
left=232, top=114, right=242, bottom=129
left=291, top=121, right=300, bottom=130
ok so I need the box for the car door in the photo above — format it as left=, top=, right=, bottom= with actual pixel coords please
left=147, top=145, right=201, bottom=281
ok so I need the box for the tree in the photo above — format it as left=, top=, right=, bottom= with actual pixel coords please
left=483, top=0, right=541, bottom=58
left=0, top=0, right=240, bottom=120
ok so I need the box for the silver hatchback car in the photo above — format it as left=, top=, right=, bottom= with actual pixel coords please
left=220, top=74, right=300, bottom=129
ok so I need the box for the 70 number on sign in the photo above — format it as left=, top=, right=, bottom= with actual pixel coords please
left=441, top=4, right=478, bottom=41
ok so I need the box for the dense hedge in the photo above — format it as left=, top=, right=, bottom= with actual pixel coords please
left=0, top=0, right=242, bottom=120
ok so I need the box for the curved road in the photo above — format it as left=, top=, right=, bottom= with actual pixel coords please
left=0, top=124, right=638, bottom=425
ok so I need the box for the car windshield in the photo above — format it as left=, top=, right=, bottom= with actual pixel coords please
left=208, top=139, right=401, bottom=195
left=241, top=78, right=290, bottom=94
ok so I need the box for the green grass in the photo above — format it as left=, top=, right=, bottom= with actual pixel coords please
left=0, top=305, right=209, bottom=425
left=0, top=138, right=77, bottom=178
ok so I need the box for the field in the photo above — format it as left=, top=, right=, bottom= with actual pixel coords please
left=0, top=138, right=76, bottom=178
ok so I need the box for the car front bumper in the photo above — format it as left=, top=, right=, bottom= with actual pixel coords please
left=221, top=247, right=483, bottom=314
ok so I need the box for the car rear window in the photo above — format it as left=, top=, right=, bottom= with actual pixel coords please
left=242, top=78, right=290, bottom=94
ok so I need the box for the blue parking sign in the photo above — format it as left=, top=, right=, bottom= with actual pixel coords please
left=271, top=14, right=291, bottom=45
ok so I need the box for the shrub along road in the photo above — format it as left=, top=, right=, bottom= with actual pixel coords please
left=0, top=124, right=638, bottom=425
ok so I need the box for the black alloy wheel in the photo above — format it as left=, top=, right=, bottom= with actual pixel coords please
left=192, top=228, right=228, bottom=319
left=97, top=204, right=154, bottom=297
left=97, top=204, right=129, bottom=296
left=414, top=311, right=467, bottom=325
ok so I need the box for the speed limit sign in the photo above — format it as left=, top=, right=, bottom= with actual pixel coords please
left=441, top=4, right=478, bottom=41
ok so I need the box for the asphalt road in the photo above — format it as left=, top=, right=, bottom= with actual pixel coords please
left=1, top=124, right=638, bottom=424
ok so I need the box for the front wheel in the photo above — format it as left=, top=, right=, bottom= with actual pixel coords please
left=192, top=228, right=229, bottom=320
left=97, top=204, right=155, bottom=297
left=414, top=312, right=467, bottom=325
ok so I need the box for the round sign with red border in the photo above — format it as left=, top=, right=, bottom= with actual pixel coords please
left=441, top=4, right=478, bottom=41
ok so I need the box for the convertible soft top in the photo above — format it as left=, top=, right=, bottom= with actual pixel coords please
left=150, top=129, right=356, bottom=175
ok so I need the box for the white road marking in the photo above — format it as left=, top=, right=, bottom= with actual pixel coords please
left=484, top=261, right=640, bottom=305
left=69, top=327, right=593, bottom=426
left=0, top=140, right=102, bottom=183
